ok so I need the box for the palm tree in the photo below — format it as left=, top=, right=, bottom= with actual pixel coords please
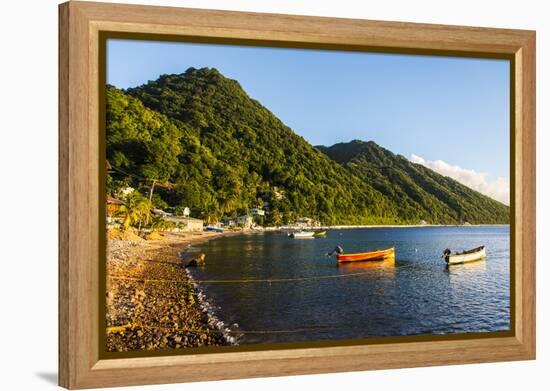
left=150, top=214, right=173, bottom=231
left=117, top=192, right=151, bottom=230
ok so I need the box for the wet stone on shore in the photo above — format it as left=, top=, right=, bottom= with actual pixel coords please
left=106, top=232, right=235, bottom=352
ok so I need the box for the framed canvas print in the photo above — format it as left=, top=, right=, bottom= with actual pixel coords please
left=58, top=1, right=536, bottom=389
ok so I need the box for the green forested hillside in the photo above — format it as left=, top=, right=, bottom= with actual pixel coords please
left=106, top=67, right=509, bottom=225
left=317, top=140, right=509, bottom=224
left=107, top=68, right=398, bottom=225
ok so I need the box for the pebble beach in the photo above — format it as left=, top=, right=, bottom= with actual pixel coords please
left=105, top=230, right=238, bottom=352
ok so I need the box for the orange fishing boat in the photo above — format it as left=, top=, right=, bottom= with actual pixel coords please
left=336, top=247, right=395, bottom=263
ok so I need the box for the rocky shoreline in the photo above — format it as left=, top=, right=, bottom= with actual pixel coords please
left=105, top=230, right=238, bottom=352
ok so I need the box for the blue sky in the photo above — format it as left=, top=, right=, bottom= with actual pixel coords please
left=107, top=39, right=510, bottom=204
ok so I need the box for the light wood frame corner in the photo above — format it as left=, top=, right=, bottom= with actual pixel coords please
left=59, top=1, right=536, bottom=389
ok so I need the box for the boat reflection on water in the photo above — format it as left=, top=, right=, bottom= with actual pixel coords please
left=192, top=227, right=509, bottom=344
left=445, top=258, right=487, bottom=273
left=443, top=257, right=488, bottom=288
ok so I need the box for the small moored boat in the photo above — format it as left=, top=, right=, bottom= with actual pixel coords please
left=313, top=230, right=327, bottom=237
left=290, top=231, right=315, bottom=238
left=443, top=246, right=486, bottom=265
left=336, top=247, right=395, bottom=263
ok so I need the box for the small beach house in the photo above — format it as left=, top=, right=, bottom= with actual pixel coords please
left=250, top=208, right=265, bottom=216
left=237, top=215, right=254, bottom=229
left=167, top=216, right=203, bottom=232
left=151, top=209, right=204, bottom=232
left=106, top=196, right=124, bottom=225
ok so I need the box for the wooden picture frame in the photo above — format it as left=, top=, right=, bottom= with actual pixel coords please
left=59, top=1, right=536, bottom=389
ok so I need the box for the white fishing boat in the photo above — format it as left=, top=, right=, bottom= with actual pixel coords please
left=289, top=231, right=315, bottom=238
left=443, top=246, right=486, bottom=265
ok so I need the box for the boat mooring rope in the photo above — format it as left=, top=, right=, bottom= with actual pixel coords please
left=108, top=261, right=419, bottom=285
left=106, top=263, right=423, bottom=337
left=108, top=269, right=390, bottom=285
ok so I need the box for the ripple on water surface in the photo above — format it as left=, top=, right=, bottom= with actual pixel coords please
left=188, top=226, right=510, bottom=345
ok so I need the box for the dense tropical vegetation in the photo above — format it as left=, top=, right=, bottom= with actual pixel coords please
left=106, top=67, right=509, bottom=226
left=317, top=141, right=509, bottom=224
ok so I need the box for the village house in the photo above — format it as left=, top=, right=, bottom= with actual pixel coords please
left=151, top=209, right=204, bottom=232
left=249, top=208, right=265, bottom=225
left=222, top=218, right=235, bottom=227
left=250, top=208, right=265, bottom=216
left=224, top=214, right=255, bottom=229
left=106, top=196, right=124, bottom=225
left=237, top=215, right=254, bottom=229
left=297, top=217, right=321, bottom=228
left=181, top=217, right=204, bottom=231
left=167, top=216, right=204, bottom=232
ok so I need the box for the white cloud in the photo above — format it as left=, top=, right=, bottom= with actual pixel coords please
left=410, top=154, right=509, bottom=205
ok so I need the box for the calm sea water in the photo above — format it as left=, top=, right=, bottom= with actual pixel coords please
left=188, top=226, right=510, bottom=345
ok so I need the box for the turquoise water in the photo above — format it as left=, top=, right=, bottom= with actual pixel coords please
left=187, top=226, right=510, bottom=345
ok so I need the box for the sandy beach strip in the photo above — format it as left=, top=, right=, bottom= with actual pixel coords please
left=105, top=230, right=240, bottom=352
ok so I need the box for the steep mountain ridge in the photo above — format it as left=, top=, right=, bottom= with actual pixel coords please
left=105, top=67, right=509, bottom=225
left=317, top=140, right=509, bottom=224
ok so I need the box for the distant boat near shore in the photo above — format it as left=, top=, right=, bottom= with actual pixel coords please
left=205, top=226, right=224, bottom=233
left=289, top=231, right=315, bottom=238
